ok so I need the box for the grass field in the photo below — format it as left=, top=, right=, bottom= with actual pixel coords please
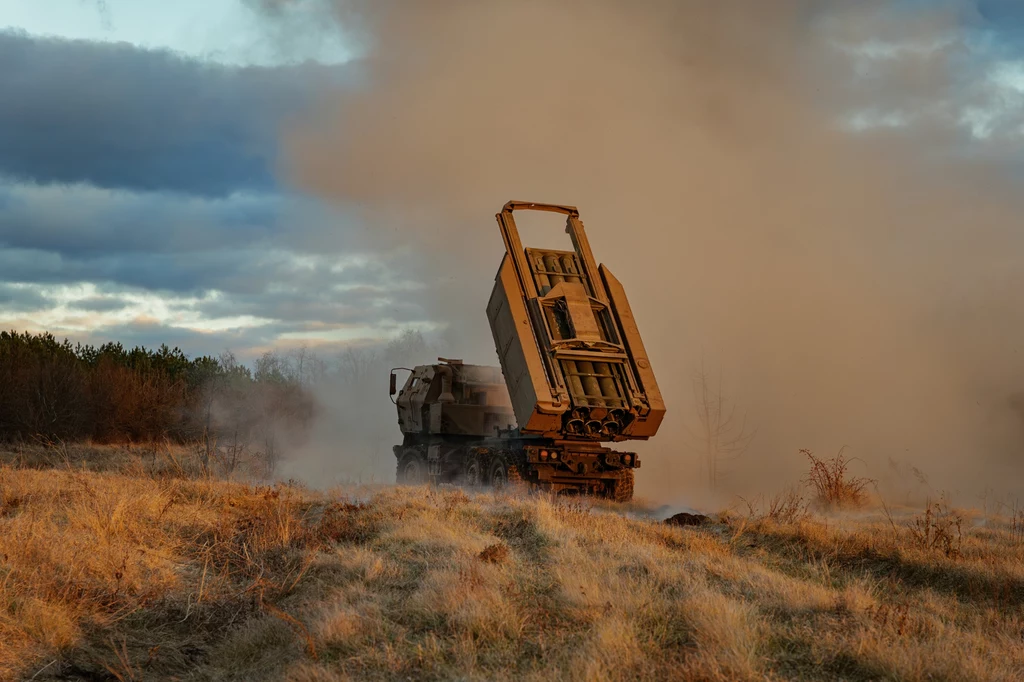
left=1, top=443, right=1022, bottom=681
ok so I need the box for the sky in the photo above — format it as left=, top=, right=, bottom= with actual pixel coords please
left=0, top=0, right=411, bottom=360
left=0, top=0, right=353, bottom=66
left=0, top=0, right=1023, bottom=364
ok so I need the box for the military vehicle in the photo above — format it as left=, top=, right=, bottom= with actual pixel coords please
left=390, top=201, right=664, bottom=501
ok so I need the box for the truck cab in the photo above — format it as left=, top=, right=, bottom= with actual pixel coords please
left=392, top=359, right=516, bottom=438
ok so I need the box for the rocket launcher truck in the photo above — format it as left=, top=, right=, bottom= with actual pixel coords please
left=389, top=201, right=665, bottom=501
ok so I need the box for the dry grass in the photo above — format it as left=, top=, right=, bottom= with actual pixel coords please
left=1, top=444, right=1023, bottom=681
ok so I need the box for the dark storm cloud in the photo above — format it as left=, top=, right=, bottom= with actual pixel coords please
left=0, top=247, right=259, bottom=294
left=0, top=183, right=283, bottom=257
left=0, top=178, right=370, bottom=262
left=0, top=283, right=52, bottom=312
left=0, top=176, right=380, bottom=300
left=978, top=0, right=1024, bottom=26
left=0, top=30, right=347, bottom=196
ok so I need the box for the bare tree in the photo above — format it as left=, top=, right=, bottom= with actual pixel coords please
left=292, top=346, right=328, bottom=387
left=686, top=359, right=756, bottom=491
left=346, top=347, right=381, bottom=385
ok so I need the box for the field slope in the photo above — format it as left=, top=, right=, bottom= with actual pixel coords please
left=1, top=444, right=1022, bottom=681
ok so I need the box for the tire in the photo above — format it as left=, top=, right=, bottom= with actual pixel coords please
left=464, top=454, right=483, bottom=487
left=396, top=449, right=427, bottom=485
left=604, top=469, right=634, bottom=502
left=487, top=454, right=510, bottom=489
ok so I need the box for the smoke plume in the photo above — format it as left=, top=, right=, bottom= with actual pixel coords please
left=264, top=0, right=1024, bottom=503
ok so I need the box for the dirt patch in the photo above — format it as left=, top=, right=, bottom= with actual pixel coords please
left=665, top=512, right=712, bottom=527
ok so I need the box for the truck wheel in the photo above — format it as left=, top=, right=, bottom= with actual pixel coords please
left=605, top=470, right=634, bottom=502
left=396, top=449, right=427, bottom=485
left=464, top=455, right=483, bottom=487
left=487, top=455, right=510, bottom=489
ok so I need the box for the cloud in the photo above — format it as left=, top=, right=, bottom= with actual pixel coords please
left=0, top=216, right=434, bottom=358
left=0, top=179, right=385, bottom=292
left=978, top=0, right=1024, bottom=27
left=0, top=283, right=52, bottom=312
left=0, top=23, right=437, bottom=375
left=66, top=295, right=133, bottom=313
left=0, top=172, right=435, bottom=355
left=0, top=30, right=347, bottom=196
left=0, top=182, right=282, bottom=257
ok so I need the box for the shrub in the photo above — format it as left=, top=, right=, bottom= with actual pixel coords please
left=801, top=447, right=873, bottom=509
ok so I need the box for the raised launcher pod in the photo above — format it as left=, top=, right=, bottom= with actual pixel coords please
left=486, top=201, right=665, bottom=442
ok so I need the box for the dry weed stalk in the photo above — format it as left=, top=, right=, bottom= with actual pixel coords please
left=99, top=636, right=137, bottom=682
left=1005, top=498, right=1024, bottom=547
left=766, top=486, right=808, bottom=524
left=908, top=499, right=963, bottom=558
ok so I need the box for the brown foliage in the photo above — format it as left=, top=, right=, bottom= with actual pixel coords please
left=0, top=332, right=317, bottom=456
left=89, top=358, right=187, bottom=443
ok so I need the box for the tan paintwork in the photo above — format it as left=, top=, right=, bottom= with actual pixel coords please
left=486, top=256, right=564, bottom=436
left=599, top=264, right=665, bottom=437
left=487, top=201, right=665, bottom=442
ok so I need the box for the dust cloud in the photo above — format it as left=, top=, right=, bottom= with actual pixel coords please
left=272, top=331, right=441, bottom=487
left=264, top=1, right=1024, bottom=504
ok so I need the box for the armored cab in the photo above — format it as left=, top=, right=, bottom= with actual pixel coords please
left=394, top=360, right=515, bottom=439
left=486, top=201, right=665, bottom=442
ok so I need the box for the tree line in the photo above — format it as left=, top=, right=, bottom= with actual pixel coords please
left=0, top=330, right=315, bottom=445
